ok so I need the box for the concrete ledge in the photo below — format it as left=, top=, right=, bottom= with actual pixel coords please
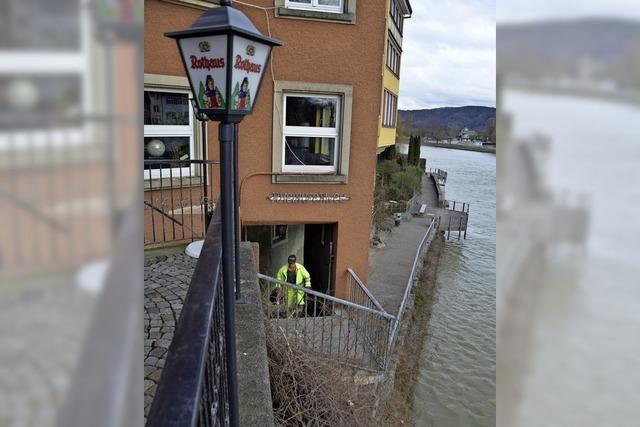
left=275, top=7, right=356, bottom=24
left=236, top=242, right=274, bottom=427
left=274, top=174, right=348, bottom=184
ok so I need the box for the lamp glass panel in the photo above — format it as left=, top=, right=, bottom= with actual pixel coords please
left=179, top=35, right=228, bottom=111
left=229, top=35, right=271, bottom=113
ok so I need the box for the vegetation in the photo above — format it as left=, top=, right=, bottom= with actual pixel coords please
left=397, top=106, right=496, bottom=142
left=266, top=326, right=376, bottom=426
left=372, top=144, right=423, bottom=237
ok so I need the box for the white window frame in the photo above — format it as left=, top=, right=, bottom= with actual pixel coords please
left=281, top=93, right=341, bottom=173
left=143, top=87, right=196, bottom=180
left=285, top=0, right=344, bottom=14
left=0, top=0, right=90, bottom=152
left=386, top=35, right=402, bottom=76
left=383, top=89, right=398, bottom=128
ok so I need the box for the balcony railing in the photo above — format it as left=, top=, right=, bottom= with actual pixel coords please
left=258, top=274, right=396, bottom=372
left=144, top=159, right=219, bottom=247
left=146, top=204, right=236, bottom=426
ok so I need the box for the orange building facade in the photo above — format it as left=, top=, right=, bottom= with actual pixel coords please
left=144, top=0, right=411, bottom=298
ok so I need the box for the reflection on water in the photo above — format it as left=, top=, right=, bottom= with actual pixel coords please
left=499, top=90, right=640, bottom=427
left=411, top=147, right=496, bottom=426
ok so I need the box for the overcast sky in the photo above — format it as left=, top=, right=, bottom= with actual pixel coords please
left=497, top=0, right=640, bottom=23
left=398, top=0, right=496, bottom=110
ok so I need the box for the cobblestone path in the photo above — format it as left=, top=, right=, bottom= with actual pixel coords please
left=144, top=252, right=196, bottom=417
left=0, top=276, right=95, bottom=427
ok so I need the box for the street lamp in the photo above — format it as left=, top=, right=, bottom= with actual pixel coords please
left=166, top=0, right=282, bottom=122
left=165, top=2, right=282, bottom=426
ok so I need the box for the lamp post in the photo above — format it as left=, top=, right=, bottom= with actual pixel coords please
left=190, top=99, right=212, bottom=230
left=166, top=2, right=282, bottom=425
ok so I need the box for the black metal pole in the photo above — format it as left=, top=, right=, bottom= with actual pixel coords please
left=202, top=119, right=211, bottom=230
left=233, top=122, right=242, bottom=301
left=219, top=122, right=240, bottom=427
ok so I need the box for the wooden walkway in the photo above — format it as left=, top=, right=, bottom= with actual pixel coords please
left=410, top=173, right=469, bottom=234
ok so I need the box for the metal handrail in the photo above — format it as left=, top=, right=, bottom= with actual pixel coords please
left=346, top=268, right=390, bottom=316
left=259, top=274, right=395, bottom=372
left=257, top=274, right=395, bottom=320
left=147, top=205, right=235, bottom=426
left=386, top=215, right=438, bottom=369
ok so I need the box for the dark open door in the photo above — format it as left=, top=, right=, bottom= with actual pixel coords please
left=303, top=223, right=336, bottom=295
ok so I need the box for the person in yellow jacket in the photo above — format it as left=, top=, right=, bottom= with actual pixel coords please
left=276, top=254, right=311, bottom=312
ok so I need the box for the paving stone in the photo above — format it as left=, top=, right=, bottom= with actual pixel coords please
left=144, top=252, right=194, bottom=409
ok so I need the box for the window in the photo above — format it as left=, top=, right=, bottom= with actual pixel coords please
left=285, top=0, right=344, bottom=14
left=386, top=35, right=402, bottom=76
left=271, top=225, right=289, bottom=247
left=390, top=0, right=404, bottom=34
left=383, top=89, right=398, bottom=128
left=143, top=89, right=195, bottom=179
left=282, top=94, right=340, bottom=173
left=0, top=0, right=88, bottom=152
left=272, top=81, right=352, bottom=183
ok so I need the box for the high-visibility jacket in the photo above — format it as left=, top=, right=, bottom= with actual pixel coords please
left=276, top=263, right=311, bottom=309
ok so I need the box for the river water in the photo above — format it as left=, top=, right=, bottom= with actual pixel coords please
left=401, top=145, right=497, bottom=426
left=497, top=91, right=640, bottom=427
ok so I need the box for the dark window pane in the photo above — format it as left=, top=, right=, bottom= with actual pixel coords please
left=144, top=92, right=190, bottom=125
left=318, top=0, right=341, bottom=6
left=285, top=96, right=337, bottom=128
left=144, top=137, right=191, bottom=167
left=284, top=136, right=335, bottom=167
left=0, top=0, right=80, bottom=50
left=0, top=74, right=81, bottom=117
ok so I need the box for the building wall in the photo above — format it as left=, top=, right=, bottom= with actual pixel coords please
left=247, top=224, right=305, bottom=278
left=145, top=0, right=387, bottom=297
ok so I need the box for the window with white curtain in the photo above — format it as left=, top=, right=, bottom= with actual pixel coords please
left=285, top=0, right=344, bottom=14
left=282, top=94, right=340, bottom=173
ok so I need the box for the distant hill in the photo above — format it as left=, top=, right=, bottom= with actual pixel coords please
left=498, top=18, right=640, bottom=88
left=398, top=106, right=496, bottom=137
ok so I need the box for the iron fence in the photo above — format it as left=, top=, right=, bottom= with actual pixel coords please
left=444, top=199, right=470, bottom=213
left=258, top=274, right=396, bottom=372
left=429, top=168, right=448, bottom=183
left=346, top=268, right=390, bottom=315
left=0, top=114, right=133, bottom=273
left=146, top=206, right=235, bottom=427
left=144, top=159, right=219, bottom=247
left=386, top=215, right=438, bottom=368
left=258, top=215, right=439, bottom=373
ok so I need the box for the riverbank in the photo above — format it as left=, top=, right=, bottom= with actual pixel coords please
left=381, top=233, right=444, bottom=425
left=423, top=142, right=496, bottom=153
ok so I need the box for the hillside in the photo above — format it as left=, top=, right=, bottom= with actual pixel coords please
left=498, top=18, right=640, bottom=88
left=398, top=106, right=496, bottom=137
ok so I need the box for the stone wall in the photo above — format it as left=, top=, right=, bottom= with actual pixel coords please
left=236, top=242, right=275, bottom=427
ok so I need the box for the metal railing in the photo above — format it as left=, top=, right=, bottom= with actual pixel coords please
left=0, top=113, right=131, bottom=273
left=386, top=215, right=438, bottom=368
left=258, top=216, right=439, bottom=373
left=429, top=168, right=448, bottom=183
left=147, top=205, right=235, bottom=426
left=258, top=274, right=396, bottom=372
left=346, top=268, right=390, bottom=315
left=144, top=159, right=219, bottom=247
left=386, top=194, right=418, bottom=214
left=444, top=199, right=470, bottom=213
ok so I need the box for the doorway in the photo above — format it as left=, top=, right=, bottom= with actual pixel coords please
left=303, top=223, right=337, bottom=295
